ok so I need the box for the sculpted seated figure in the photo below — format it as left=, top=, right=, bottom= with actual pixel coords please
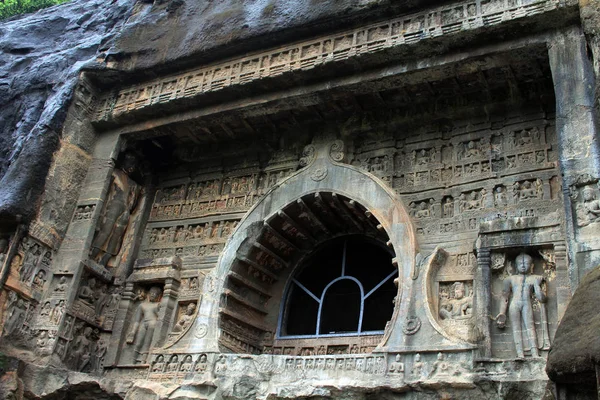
left=576, top=186, right=600, bottom=227
left=126, top=286, right=162, bottom=363
left=172, top=303, right=196, bottom=333
left=439, top=282, right=472, bottom=320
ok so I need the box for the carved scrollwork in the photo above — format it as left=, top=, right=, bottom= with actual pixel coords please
left=299, top=145, right=316, bottom=168
left=329, top=140, right=345, bottom=162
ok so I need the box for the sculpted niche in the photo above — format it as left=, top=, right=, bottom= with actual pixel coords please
left=90, top=152, right=141, bottom=268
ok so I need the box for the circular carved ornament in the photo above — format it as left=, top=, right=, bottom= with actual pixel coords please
left=311, top=168, right=328, bottom=181
left=403, top=316, right=421, bottom=335
left=194, top=323, right=208, bottom=339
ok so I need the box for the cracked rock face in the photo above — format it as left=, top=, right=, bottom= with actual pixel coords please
left=0, top=0, right=133, bottom=228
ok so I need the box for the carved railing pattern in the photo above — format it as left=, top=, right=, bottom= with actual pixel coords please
left=94, top=0, right=559, bottom=122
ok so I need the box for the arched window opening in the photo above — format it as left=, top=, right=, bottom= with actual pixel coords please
left=280, top=236, right=397, bottom=338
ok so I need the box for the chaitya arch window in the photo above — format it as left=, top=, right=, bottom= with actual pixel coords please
left=279, top=236, right=397, bottom=338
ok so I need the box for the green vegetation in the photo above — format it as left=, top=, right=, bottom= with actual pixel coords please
left=0, top=0, right=69, bottom=21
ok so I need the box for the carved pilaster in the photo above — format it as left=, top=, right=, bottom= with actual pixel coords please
left=474, top=247, right=491, bottom=358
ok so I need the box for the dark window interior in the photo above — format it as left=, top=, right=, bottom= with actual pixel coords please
left=283, top=236, right=396, bottom=337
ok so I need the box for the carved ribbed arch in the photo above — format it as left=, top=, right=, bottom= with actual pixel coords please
left=188, top=146, right=417, bottom=354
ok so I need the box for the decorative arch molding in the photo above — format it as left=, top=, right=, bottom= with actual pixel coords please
left=187, top=140, right=417, bottom=354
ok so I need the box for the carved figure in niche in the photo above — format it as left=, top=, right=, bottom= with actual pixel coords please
left=494, top=186, right=507, bottom=206
left=126, top=286, right=162, bottom=363
left=94, top=284, right=111, bottom=317
left=175, top=227, right=186, bottom=242
left=576, top=186, right=600, bottom=227
left=54, top=276, right=68, bottom=292
left=78, top=278, right=97, bottom=305
left=389, top=354, right=404, bottom=375
left=460, top=191, right=480, bottom=212
left=167, top=355, right=179, bottom=373
left=152, top=355, right=165, bottom=372
left=215, top=354, right=227, bottom=373
left=442, top=197, right=454, bottom=218
left=496, top=253, right=548, bottom=358
left=416, top=149, right=429, bottom=166
left=429, top=353, right=450, bottom=377
left=32, top=270, right=46, bottom=290
left=464, top=141, right=480, bottom=158
left=90, top=153, right=140, bottom=267
left=40, top=301, right=51, bottom=318
left=94, top=338, right=107, bottom=372
left=20, top=243, right=41, bottom=283
left=172, top=303, right=196, bottom=333
left=189, top=277, right=199, bottom=290
left=519, top=181, right=538, bottom=201
left=412, top=353, right=424, bottom=379
left=439, top=282, right=472, bottom=320
left=180, top=355, right=193, bottom=372
left=415, top=202, right=430, bottom=219
left=68, top=327, right=94, bottom=371
left=51, top=301, right=65, bottom=324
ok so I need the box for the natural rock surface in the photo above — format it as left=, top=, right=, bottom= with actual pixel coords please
left=547, top=264, right=600, bottom=386
left=0, top=0, right=133, bottom=228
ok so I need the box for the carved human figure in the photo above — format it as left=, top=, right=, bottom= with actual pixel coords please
left=78, top=278, right=97, bottom=305
left=3, top=293, right=23, bottom=336
left=54, top=276, right=68, bottom=292
left=152, top=355, right=165, bottom=372
left=466, top=192, right=480, bottom=210
left=464, top=141, right=479, bottom=158
left=167, top=355, right=179, bottom=372
left=415, top=202, right=430, bottom=219
left=20, top=243, right=41, bottom=283
left=180, top=355, right=193, bottom=372
left=68, top=327, right=93, bottom=371
left=496, top=253, right=546, bottom=359
left=439, top=282, right=472, bottom=320
left=429, top=352, right=450, bottom=377
left=94, top=338, right=108, bottom=372
left=90, top=153, right=140, bottom=267
left=195, top=354, right=207, bottom=372
left=40, top=301, right=52, bottom=318
left=519, top=180, right=537, bottom=200
left=32, top=270, right=46, bottom=290
left=388, top=354, right=404, bottom=375
left=412, top=353, right=424, bottom=379
left=126, top=286, right=162, bottom=363
left=442, top=197, right=454, bottom=218
left=172, top=303, right=196, bottom=333
left=576, top=186, right=600, bottom=227
left=494, top=186, right=507, bottom=206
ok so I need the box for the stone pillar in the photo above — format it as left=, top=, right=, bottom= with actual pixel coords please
left=474, top=247, right=491, bottom=358
left=548, top=27, right=600, bottom=287
left=105, top=282, right=135, bottom=366
left=153, top=277, right=180, bottom=347
left=50, top=132, right=122, bottom=350
left=553, top=243, right=570, bottom=321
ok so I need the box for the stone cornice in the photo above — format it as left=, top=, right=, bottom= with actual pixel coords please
left=94, top=0, right=561, bottom=124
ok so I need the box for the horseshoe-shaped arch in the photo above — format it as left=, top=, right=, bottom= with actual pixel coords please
left=187, top=147, right=417, bottom=354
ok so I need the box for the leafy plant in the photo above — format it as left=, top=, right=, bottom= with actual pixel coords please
left=0, top=0, right=70, bottom=21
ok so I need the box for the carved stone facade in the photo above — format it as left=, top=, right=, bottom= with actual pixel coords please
left=0, top=0, right=599, bottom=398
